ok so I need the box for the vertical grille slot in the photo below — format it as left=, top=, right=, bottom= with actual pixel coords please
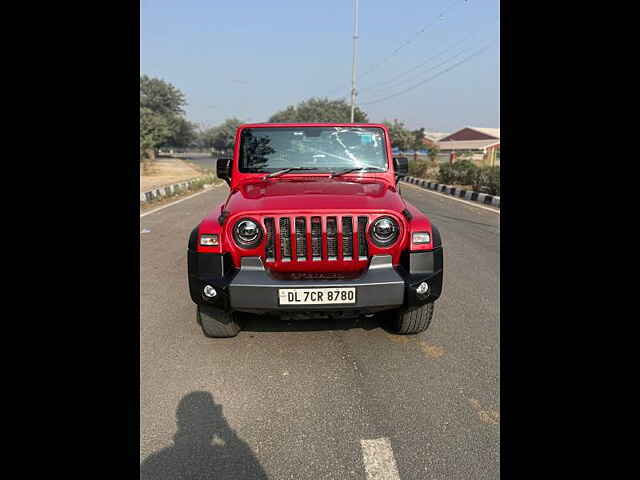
left=295, top=217, right=307, bottom=260
left=265, top=217, right=275, bottom=261
left=357, top=216, right=368, bottom=259
left=342, top=216, right=353, bottom=260
left=311, top=217, right=322, bottom=260
left=279, top=217, right=291, bottom=261
left=327, top=217, right=337, bottom=260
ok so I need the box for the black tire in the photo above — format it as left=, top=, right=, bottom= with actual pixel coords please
left=393, top=303, right=434, bottom=334
left=197, top=305, right=241, bottom=338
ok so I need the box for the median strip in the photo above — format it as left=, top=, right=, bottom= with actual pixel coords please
left=401, top=176, right=500, bottom=208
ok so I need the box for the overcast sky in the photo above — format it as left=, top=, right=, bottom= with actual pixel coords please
left=140, top=0, right=499, bottom=133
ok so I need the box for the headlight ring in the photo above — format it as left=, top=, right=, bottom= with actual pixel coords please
left=369, top=216, right=400, bottom=247
left=233, top=218, right=263, bottom=249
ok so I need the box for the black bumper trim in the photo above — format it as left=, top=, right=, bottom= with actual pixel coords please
left=187, top=253, right=443, bottom=313
left=228, top=255, right=405, bottom=312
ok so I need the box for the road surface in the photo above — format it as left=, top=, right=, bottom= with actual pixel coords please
left=140, top=182, right=500, bottom=479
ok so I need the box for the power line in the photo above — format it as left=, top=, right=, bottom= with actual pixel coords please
left=358, top=38, right=472, bottom=95
left=323, top=0, right=468, bottom=98
left=359, top=40, right=497, bottom=106
left=359, top=0, right=467, bottom=80
left=358, top=18, right=498, bottom=95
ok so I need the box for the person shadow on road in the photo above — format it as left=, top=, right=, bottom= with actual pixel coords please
left=140, top=391, right=268, bottom=480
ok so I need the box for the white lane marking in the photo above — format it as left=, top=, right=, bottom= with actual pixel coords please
left=361, top=438, right=401, bottom=480
left=140, top=184, right=224, bottom=218
left=402, top=181, right=500, bottom=214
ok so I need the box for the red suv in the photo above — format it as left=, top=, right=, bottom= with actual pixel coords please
left=187, top=123, right=443, bottom=337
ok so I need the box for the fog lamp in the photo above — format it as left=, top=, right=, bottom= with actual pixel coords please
left=416, top=282, right=429, bottom=295
left=203, top=285, right=217, bottom=298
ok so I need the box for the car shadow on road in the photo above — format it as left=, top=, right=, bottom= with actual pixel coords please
left=239, top=312, right=396, bottom=334
left=140, top=391, right=268, bottom=480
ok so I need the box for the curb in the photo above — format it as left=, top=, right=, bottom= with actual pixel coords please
left=401, top=176, right=500, bottom=208
left=140, top=176, right=216, bottom=204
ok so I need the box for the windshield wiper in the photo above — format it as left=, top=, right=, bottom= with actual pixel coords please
left=330, top=166, right=386, bottom=178
left=263, top=167, right=320, bottom=179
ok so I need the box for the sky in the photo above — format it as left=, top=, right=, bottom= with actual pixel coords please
left=140, top=0, right=499, bottom=133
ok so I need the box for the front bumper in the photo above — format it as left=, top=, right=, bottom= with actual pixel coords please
left=188, top=251, right=443, bottom=315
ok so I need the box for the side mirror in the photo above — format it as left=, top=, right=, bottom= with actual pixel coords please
left=216, top=158, right=231, bottom=185
left=393, top=156, right=409, bottom=177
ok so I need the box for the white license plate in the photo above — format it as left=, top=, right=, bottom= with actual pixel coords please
left=278, top=287, right=356, bottom=305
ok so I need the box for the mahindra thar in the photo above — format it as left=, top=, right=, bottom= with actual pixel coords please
left=187, top=123, right=443, bottom=337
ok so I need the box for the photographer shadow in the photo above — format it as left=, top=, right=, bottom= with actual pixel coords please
left=140, top=391, right=268, bottom=480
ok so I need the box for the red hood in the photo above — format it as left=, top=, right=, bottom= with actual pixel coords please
left=223, top=177, right=406, bottom=215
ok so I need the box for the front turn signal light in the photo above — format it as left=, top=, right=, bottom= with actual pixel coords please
left=412, top=232, right=431, bottom=244
left=200, top=234, right=219, bottom=246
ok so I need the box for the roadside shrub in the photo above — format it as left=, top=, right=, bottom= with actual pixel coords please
left=483, top=166, right=500, bottom=196
left=471, top=166, right=500, bottom=195
left=452, top=160, right=478, bottom=186
left=437, top=160, right=479, bottom=186
left=409, top=159, right=430, bottom=178
left=437, top=163, right=456, bottom=184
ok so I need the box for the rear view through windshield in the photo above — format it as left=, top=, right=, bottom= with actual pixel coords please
left=238, top=126, right=388, bottom=173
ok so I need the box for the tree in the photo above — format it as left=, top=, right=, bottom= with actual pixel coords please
left=162, top=116, right=198, bottom=149
left=427, top=142, right=440, bottom=163
left=140, top=75, right=186, bottom=116
left=140, top=107, right=170, bottom=164
left=268, top=97, right=368, bottom=123
left=200, top=118, right=243, bottom=153
left=383, top=119, right=414, bottom=151
left=140, top=75, right=190, bottom=160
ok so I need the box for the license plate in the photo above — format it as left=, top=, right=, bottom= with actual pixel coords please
left=278, top=287, right=356, bottom=305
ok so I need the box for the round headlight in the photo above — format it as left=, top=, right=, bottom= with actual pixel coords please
left=233, top=218, right=263, bottom=248
left=370, top=216, right=400, bottom=247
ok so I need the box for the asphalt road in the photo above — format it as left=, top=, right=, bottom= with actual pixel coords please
left=140, top=182, right=500, bottom=479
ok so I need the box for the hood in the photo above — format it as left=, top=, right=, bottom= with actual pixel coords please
left=223, top=177, right=406, bottom=214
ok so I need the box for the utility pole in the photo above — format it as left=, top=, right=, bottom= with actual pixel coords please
left=350, top=0, right=359, bottom=123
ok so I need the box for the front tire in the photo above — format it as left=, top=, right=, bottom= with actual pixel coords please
left=197, top=305, right=241, bottom=338
left=393, top=303, right=434, bottom=334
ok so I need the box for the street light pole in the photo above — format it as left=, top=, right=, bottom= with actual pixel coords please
left=350, top=0, right=359, bottom=123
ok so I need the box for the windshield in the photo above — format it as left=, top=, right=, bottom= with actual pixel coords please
left=238, top=126, right=388, bottom=173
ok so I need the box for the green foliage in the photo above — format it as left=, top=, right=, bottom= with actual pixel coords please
left=437, top=163, right=456, bottom=184
left=383, top=119, right=414, bottom=151
left=436, top=161, right=500, bottom=196
left=268, top=97, right=368, bottom=123
left=140, top=75, right=194, bottom=159
left=452, top=160, right=478, bottom=185
left=199, top=118, right=243, bottom=151
left=412, top=128, right=426, bottom=151
left=427, top=143, right=440, bottom=162
left=473, top=166, right=500, bottom=195
left=140, top=75, right=186, bottom=116
left=408, top=159, right=430, bottom=178
left=140, top=107, right=170, bottom=160
left=163, top=116, right=198, bottom=149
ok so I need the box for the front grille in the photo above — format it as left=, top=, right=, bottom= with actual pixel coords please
left=327, top=217, right=337, bottom=259
left=295, top=217, right=307, bottom=260
left=342, top=217, right=353, bottom=260
left=265, top=218, right=275, bottom=261
left=279, top=217, right=291, bottom=261
left=264, top=215, right=369, bottom=263
left=358, top=216, right=368, bottom=259
left=311, top=217, right=322, bottom=260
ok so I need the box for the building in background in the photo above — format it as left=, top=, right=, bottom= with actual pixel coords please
left=422, top=131, right=449, bottom=148
left=437, top=127, right=500, bottom=166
